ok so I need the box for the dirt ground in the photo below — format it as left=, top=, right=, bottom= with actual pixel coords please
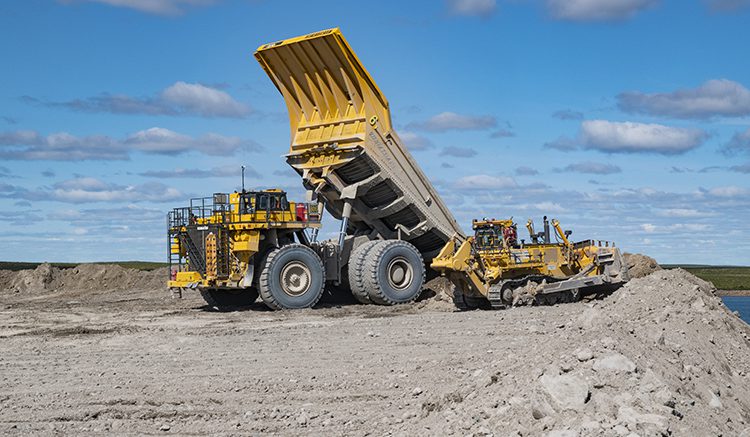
left=1, top=264, right=750, bottom=436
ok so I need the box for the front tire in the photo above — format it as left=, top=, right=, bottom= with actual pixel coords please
left=259, top=244, right=325, bottom=310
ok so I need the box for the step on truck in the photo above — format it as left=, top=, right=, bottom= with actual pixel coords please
left=168, top=28, right=629, bottom=310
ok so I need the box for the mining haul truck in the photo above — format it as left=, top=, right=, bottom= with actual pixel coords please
left=168, top=28, right=629, bottom=310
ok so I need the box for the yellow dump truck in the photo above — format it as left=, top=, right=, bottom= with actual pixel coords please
left=168, top=28, right=629, bottom=310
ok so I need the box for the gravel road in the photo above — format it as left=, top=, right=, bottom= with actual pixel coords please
left=1, top=267, right=749, bottom=436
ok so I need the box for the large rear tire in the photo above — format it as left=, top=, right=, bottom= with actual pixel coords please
left=363, top=240, right=425, bottom=305
left=200, top=288, right=258, bottom=310
left=347, top=240, right=380, bottom=304
left=259, top=244, right=325, bottom=310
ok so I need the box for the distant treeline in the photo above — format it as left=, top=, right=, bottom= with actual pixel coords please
left=664, top=265, right=750, bottom=291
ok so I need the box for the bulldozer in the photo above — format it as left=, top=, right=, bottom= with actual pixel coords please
left=431, top=216, right=629, bottom=309
left=167, top=28, right=629, bottom=310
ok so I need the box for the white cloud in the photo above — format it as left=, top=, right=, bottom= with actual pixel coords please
left=407, top=112, right=497, bottom=132
left=399, top=131, right=433, bottom=151
left=447, top=0, right=496, bottom=16
left=559, top=161, right=622, bottom=174
left=59, top=0, right=219, bottom=16
left=0, top=130, right=126, bottom=160
left=640, top=223, right=711, bottom=234
left=707, top=185, right=750, bottom=198
left=0, top=128, right=260, bottom=160
left=580, top=120, right=707, bottom=155
left=160, top=82, right=249, bottom=118
left=49, top=178, right=183, bottom=203
left=547, top=0, right=658, bottom=21
left=516, top=201, right=567, bottom=213
left=26, top=81, right=250, bottom=118
left=617, top=79, right=750, bottom=119
left=455, top=174, right=517, bottom=190
left=123, top=127, right=260, bottom=156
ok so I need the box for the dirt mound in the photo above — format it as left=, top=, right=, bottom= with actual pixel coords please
left=624, top=252, right=662, bottom=278
left=0, top=264, right=168, bottom=294
left=413, top=268, right=750, bottom=435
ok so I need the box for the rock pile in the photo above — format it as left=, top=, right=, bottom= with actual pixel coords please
left=415, top=268, right=750, bottom=435
left=624, top=253, right=662, bottom=279
left=0, top=263, right=167, bottom=294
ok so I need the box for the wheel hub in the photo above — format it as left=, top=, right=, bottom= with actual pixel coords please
left=280, top=261, right=311, bottom=296
left=386, top=256, right=413, bottom=290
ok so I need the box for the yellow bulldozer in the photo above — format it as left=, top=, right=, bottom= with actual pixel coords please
left=431, top=216, right=629, bottom=309
left=167, top=28, right=629, bottom=310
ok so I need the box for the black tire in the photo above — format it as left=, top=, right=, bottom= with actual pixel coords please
left=347, top=240, right=380, bottom=304
left=259, top=244, right=325, bottom=310
left=363, top=240, right=425, bottom=305
left=200, top=288, right=258, bottom=310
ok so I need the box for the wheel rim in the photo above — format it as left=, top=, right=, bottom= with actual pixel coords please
left=279, top=261, right=311, bottom=296
left=386, top=256, right=413, bottom=290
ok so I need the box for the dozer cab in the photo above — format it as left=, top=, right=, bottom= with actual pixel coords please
left=168, top=190, right=329, bottom=309
left=431, top=216, right=630, bottom=309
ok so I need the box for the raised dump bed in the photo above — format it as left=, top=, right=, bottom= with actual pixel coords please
left=254, top=28, right=463, bottom=259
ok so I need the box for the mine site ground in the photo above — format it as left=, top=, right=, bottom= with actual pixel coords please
left=1, top=261, right=750, bottom=436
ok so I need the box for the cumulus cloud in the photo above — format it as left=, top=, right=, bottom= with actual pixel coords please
left=721, top=128, right=750, bottom=156
left=515, top=166, right=539, bottom=176
left=407, top=112, right=497, bottom=132
left=0, top=128, right=261, bottom=160
left=455, top=174, right=517, bottom=190
left=399, top=131, right=433, bottom=151
left=0, top=130, right=126, bottom=160
left=25, top=81, right=250, bottom=118
left=558, top=161, right=622, bottom=174
left=139, top=165, right=260, bottom=179
left=447, top=0, right=496, bottom=16
left=58, top=0, right=219, bottom=16
left=124, top=127, right=260, bottom=156
left=705, top=185, right=750, bottom=198
left=617, top=79, right=750, bottom=119
left=640, top=223, right=711, bottom=234
left=1, top=177, right=184, bottom=203
left=552, top=109, right=584, bottom=120
left=580, top=120, right=707, bottom=155
left=547, top=0, right=658, bottom=21
left=730, top=162, right=750, bottom=173
left=441, top=146, right=477, bottom=158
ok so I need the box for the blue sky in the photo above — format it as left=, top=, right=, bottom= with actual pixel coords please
left=0, top=0, right=749, bottom=264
